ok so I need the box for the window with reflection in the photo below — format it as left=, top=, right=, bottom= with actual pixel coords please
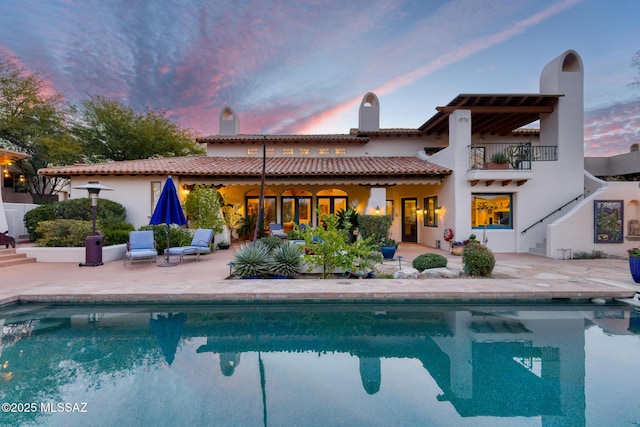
left=423, top=196, right=437, bottom=227
left=151, top=181, right=162, bottom=214
left=246, top=189, right=277, bottom=226
left=317, top=189, right=348, bottom=217
left=472, top=194, right=512, bottom=229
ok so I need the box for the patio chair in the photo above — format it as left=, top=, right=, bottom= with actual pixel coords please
left=269, top=223, right=288, bottom=238
left=124, top=230, right=158, bottom=266
left=165, top=228, right=214, bottom=263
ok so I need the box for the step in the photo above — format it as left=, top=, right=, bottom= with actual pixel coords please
left=0, top=248, right=36, bottom=267
left=528, top=247, right=546, bottom=256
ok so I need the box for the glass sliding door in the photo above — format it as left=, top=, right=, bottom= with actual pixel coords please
left=281, top=189, right=312, bottom=233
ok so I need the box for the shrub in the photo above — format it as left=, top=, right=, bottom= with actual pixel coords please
left=260, top=235, right=283, bottom=251
left=357, top=215, right=392, bottom=246
left=53, top=198, right=126, bottom=224
left=462, top=242, right=495, bottom=276
left=269, top=241, right=302, bottom=278
left=24, top=204, right=55, bottom=241
left=412, top=253, right=448, bottom=271
left=184, top=185, right=224, bottom=233
left=24, top=198, right=127, bottom=241
left=139, top=225, right=193, bottom=253
left=302, top=214, right=380, bottom=279
left=573, top=250, right=608, bottom=259
left=101, top=221, right=135, bottom=246
left=237, top=213, right=257, bottom=241
left=232, top=242, right=270, bottom=278
left=35, top=219, right=93, bottom=247
left=336, top=207, right=359, bottom=242
left=286, top=225, right=305, bottom=240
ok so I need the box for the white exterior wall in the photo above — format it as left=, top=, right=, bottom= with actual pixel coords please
left=548, top=177, right=640, bottom=258
left=206, top=137, right=434, bottom=158
left=69, top=176, right=174, bottom=229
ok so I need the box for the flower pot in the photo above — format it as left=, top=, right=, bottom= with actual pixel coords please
left=630, top=256, right=640, bottom=283
left=486, top=162, right=509, bottom=170
left=451, top=245, right=463, bottom=256
left=218, top=244, right=230, bottom=250
left=381, top=246, right=396, bottom=260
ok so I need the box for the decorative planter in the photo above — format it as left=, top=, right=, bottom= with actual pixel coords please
left=381, top=246, right=396, bottom=260
left=485, top=162, right=509, bottom=170
left=630, top=256, right=640, bottom=283
left=217, top=244, right=230, bottom=250
left=451, top=245, right=464, bottom=256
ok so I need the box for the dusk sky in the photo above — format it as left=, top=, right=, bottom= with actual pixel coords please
left=1, top=0, right=639, bottom=157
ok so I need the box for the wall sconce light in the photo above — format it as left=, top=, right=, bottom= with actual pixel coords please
left=375, top=206, right=380, bottom=215
left=18, top=174, right=25, bottom=183
left=435, top=205, right=442, bottom=213
left=2, top=166, right=8, bottom=178
left=182, top=184, right=191, bottom=195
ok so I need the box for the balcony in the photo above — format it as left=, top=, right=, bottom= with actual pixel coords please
left=466, top=142, right=557, bottom=186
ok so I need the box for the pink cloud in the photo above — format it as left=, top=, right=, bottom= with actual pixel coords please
left=584, top=98, right=640, bottom=156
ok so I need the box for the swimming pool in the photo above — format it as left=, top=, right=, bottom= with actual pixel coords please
left=1, top=302, right=639, bottom=426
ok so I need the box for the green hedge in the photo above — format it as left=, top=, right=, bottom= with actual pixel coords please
left=357, top=215, right=392, bottom=246
left=35, top=219, right=93, bottom=247
left=102, top=221, right=135, bottom=246
left=25, top=198, right=128, bottom=241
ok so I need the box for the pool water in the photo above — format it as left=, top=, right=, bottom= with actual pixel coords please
left=1, top=303, right=639, bottom=426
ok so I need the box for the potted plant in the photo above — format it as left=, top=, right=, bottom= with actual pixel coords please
left=221, top=201, right=242, bottom=243
left=628, top=247, right=640, bottom=283
left=231, top=242, right=270, bottom=278
left=463, top=234, right=478, bottom=245
left=451, top=241, right=464, bottom=255
left=217, top=240, right=230, bottom=250
left=269, top=241, right=302, bottom=278
left=487, top=152, right=509, bottom=169
left=380, top=236, right=398, bottom=260
left=237, top=213, right=257, bottom=241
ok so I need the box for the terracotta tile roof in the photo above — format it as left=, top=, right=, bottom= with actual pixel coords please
left=38, top=155, right=451, bottom=178
left=197, top=134, right=367, bottom=144
left=349, top=128, right=424, bottom=136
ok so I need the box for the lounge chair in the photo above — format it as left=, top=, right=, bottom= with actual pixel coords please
left=165, top=228, right=214, bottom=263
left=269, top=223, right=287, bottom=238
left=124, top=230, right=158, bottom=266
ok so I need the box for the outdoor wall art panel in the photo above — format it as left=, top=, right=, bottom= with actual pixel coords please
left=594, top=200, right=624, bottom=243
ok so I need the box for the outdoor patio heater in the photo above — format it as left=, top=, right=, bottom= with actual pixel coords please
left=74, top=183, right=113, bottom=267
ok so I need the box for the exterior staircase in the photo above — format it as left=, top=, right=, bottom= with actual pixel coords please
left=529, top=239, right=546, bottom=257
left=0, top=247, right=36, bottom=267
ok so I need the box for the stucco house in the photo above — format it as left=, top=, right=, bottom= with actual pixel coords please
left=38, top=50, right=640, bottom=258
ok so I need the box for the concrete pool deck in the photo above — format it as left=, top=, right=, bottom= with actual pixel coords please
left=1, top=243, right=639, bottom=306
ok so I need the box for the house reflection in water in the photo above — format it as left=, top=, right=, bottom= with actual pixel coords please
left=194, top=307, right=593, bottom=425
left=3, top=305, right=639, bottom=425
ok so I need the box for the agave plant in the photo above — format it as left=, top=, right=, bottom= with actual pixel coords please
left=231, top=242, right=270, bottom=278
left=269, top=241, right=302, bottom=278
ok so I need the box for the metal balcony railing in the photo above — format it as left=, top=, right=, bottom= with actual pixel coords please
left=468, top=142, right=557, bottom=171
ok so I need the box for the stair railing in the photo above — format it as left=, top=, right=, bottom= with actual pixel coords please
left=521, top=194, right=584, bottom=234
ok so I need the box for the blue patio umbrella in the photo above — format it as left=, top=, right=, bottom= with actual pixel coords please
left=149, top=176, right=187, bottom=266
